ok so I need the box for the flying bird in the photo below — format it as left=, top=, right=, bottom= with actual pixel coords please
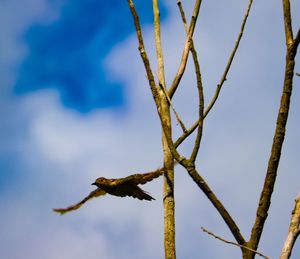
left=53, top=168, right=166, bottom=215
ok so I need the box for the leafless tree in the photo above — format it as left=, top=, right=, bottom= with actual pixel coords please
left=127, top=0, right=299, bottom=258
left=55, top=1, right=299, bottom=258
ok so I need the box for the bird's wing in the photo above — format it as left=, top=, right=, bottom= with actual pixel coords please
left=112, top=183, right=155, bottom=200
left=128, top=185, right=155, bottom=200
left=120, top=168, right=165, bottom=185
left=53, top=188, right=106, bottom=215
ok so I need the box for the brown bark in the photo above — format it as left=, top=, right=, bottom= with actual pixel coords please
left=280, top=195, right=300, bottom=259
left=245, top=1, right=299, bottom=257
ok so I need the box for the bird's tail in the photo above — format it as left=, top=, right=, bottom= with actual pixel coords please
left=132, top=186, right=155, bottom=201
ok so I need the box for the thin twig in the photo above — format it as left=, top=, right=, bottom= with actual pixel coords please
left=159, top=81, right=187, bottom=133
left=177, top=0, right=204, bottom=162
left=168, top=0, right=203, bottom=98
left=205, top=0, right=254, bottom=117
left=174, top=0, right=254, bottom=148
left=175, top=118, right=200, bottom=147
left=292, top=28, right=300, bottom=51
left=177, top=1, right=188, bottom=30
left=201, top=227, right=270, bottom=259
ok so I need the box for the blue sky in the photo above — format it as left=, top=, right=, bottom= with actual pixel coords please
left=14, top=0, right=166, bottom=112
left=0, top=0, right=300, bottom=259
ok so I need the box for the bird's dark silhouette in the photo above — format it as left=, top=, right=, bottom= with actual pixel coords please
left=53, top=168, right=165, bottom=215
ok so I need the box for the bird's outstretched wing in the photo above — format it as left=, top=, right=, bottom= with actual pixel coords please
left=53, top=188, right=106, bottom=215
left=120, top=168, right=166, bottom=185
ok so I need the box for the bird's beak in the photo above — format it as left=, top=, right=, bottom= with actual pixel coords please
left=91, top=182, right=96, bottom=186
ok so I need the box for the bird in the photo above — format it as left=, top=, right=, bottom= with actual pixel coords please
left=53, top=167, right=166, bottom=215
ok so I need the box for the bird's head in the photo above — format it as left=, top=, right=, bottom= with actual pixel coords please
left=92, top=177, right=108, bottom=187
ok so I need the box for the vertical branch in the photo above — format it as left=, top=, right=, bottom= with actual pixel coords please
left=247, top=1, right=299, bottom=257
left=282, top=0, right=293, bottom=46
left=153, top=0, right=176, bottom=258
left=280, top=195, right=300, bottom=259
left=161, top=108, right=176, bottom=259
left=153, top=0, right=165, bottom=85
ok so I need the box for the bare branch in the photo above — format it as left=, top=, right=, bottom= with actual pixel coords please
left=153, top=6, right=244, bottom=240
left=127, top=0, right=161, bottom=108
left=205, top=0, right=254, bottom=118
left=159, top=82, right=187, bottom=133
left=247, top=1, right=299, bottom=254
left=176, top=0, right=204, bottom=162
left=282, top=0, right=294, bottom=46
left=174, top=0, right=254, bottom=148
left=189, top=45, right=204, bottom=162
left=178, top=160, right=246, bottom=246
left=157, top=116, right=239, bottom=251
left=160, top=114, right=186, bottom=163
left=177, top=1, right=188, bottom=30
left=168, top=0, right=203, bottom=98
left=201, top=227, right=269, bottom=259
left=128, top=1, right=186, bottom=167
left=280, top=195, right=300, bottom=259
left=290, top=27, right=300, bottom=56
left=155, top=110, right=237, bottom=259
left=293, top=28, right=300, bottom=49
left=175, top=119, right=199, bottom=147
left=152, top=1, right=177, bottom=258
left=153, top=0, right=166, bottom=86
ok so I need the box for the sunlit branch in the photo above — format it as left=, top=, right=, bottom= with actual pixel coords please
left=152, top=1, right=177, bottom=258
left=280, top=195, right=300, bottom=259
left=282, top=0, right=294, bottom=46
